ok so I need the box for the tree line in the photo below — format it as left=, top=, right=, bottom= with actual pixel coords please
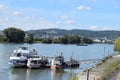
left=0, top=27, right=93, bottom=44
left=34, top=35, right=93, bottom=44
left=27, top=28, right=120, bottom=40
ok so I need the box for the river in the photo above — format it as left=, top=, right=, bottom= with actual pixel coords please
left=0, top=43, right=114, bottom=80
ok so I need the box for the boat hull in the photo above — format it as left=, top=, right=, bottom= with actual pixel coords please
left=9, top=62, right=27, bottom=68
left=51, top=65, right=56, bottom=69
left=27, top=64, right=42, bottom=69
left=51, top=65, right=64, bottom=70
left=9, top=59, right=27, bottom=68
left=27, top=56, right=49, bottom=69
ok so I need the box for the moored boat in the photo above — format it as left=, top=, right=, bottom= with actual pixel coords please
left=66, top=58, right=80, bottom=68
left=51, top=53, right=66, bottom=69
left=27, top=55, right=49, bottom=69
left=9, top=53, right=27, bottom=68
left=9, top=46, right=38, bottom=68
left=13, top=46, right=38, bottom=57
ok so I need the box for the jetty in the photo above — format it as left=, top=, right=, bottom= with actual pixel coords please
left=79, top=58, right=102, bottom=64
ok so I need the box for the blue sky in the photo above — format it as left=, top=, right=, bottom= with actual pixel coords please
left=0, top=0, right=120, bottom=31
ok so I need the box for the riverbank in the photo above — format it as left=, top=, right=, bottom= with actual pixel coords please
left=77, top=53, right=120, bottom=80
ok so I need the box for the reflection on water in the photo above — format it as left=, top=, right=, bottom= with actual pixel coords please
left=51, top=70, right=64, bottom=80
left=9, top=68, right=47, bottom=80
left=9, top=68, right=69, bottom=80
left=9, top=68, right=28, bottom=80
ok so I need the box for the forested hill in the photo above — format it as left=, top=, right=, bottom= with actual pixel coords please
left=27, top=29, right=120, bottom=39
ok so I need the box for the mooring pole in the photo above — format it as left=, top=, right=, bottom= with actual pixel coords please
left=104, top=47, right=106, bottom=58
left=87, top=69, right=89, bottom=80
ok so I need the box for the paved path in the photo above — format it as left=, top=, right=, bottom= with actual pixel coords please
left=109, top=70, right=120, bottom=80
left=78, top=53, right=120, bottom=80
left=109, top=54, right=120, bottom=80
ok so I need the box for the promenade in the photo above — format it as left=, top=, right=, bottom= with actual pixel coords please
left=77, top=53, right=120, bottom=80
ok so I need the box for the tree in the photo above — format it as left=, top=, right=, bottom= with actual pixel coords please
left=3, top=27, right=25, bottom=43
left=52, top=38, right=59, bottom=43
left=114, top=37, right=120, bottom=52
left=67, top=35, right=80, bottom=44
left=41, top=38, right=52, bottom=43
left=68, top=35, right=76, bottom=44
left=0, top=35, right=7, bottom=42
left=25, top=33, right=34, bottom=43
left=83, top=37, right=94, bottom=44
left=59, top=35, right=69, bottom=44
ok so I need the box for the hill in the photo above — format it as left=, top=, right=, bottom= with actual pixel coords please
left=26, top=29, right=120, bottom=40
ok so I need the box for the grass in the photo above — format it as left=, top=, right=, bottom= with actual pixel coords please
left=77, top=55, right=120, bottom=80
left=96, top=56, right=112, bottom=67
left=68, top=72, right=78, bottom=80
left=101, top=58, right=120, bottom=80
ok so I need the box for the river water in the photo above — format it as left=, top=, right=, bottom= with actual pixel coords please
left=0, top=43, right=114, bottom=80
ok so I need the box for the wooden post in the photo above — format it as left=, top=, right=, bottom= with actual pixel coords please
left=87, top=69, right=89, bottom=80
left=104, top=47, right=106, bottom=58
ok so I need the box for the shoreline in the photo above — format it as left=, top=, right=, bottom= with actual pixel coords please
left=77, top=53, right=120, bottom=80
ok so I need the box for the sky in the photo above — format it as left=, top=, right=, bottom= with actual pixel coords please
left=0, top=0, right=120, bottom=31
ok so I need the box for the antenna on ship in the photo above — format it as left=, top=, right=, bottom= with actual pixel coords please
left=71, top=51, right=73, bottom=60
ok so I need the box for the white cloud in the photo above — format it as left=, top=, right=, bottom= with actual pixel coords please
left=0, top=4, right=4, bottom=9
left=89, top=25, right=116, bottom=31
left=64, top=20, right=74, bottom=25
left=77, top=5, right=92, bottom=11
left=60, top=15, right=69, bottom=19
left=92, top=0, right=97, bottom=2
left=102, top=27, right=114, bottom=30
left=4, top=17, right=9, bottom=21
left=89, top=25, right=99, bottom=30
left=56, top=21, right=61, bottom=24
left=13, top=11, right=23, bottom=16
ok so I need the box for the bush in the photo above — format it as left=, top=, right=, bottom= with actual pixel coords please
left=68, top=72, right=78, bottom=80
left=114, top=37, right=120, bottom=52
